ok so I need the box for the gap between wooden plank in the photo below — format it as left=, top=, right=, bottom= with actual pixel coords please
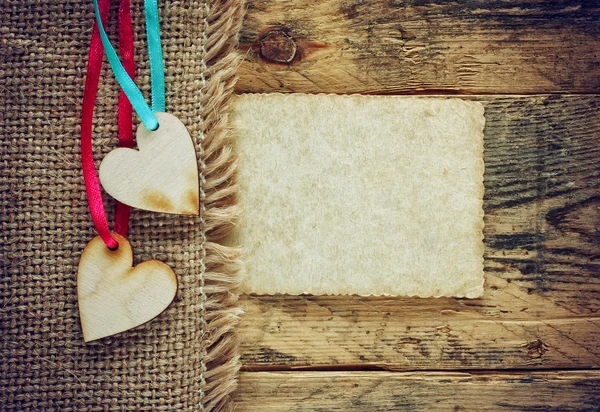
left=241, top=364, right=600, bottom=373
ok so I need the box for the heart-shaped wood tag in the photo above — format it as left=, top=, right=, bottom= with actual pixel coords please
left=78, top=234, right=177, bottom=342
left=99, top=112, right=199, bottom=215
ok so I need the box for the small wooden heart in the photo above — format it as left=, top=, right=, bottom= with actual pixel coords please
left=78, top=234, right=177, bottom=342
left=99, top=112, right=199, bottom=215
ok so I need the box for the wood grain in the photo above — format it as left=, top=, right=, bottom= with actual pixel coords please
left=237, top=0, right=600, bottom=94
left=78, top=234, right=177, bottom=342
left=238, top=95, right=600, bottom=370
left=99, top=112, right=199, bottom=215
left=235, top=371, right=600, bottom=411
left=234, top=3, right=600, bottom=405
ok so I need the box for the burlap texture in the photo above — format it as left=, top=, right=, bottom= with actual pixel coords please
left=0, top=0, right=244, bottom=410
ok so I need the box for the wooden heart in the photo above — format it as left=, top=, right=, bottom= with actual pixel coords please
left=99, top=112, right=199, bottom=215
left=78, top=234, right=177, bottom=342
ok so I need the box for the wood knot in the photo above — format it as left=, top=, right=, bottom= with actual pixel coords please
left=259, top=30, right=297, bottom=64
left=525, top=338, right=548, bottom=358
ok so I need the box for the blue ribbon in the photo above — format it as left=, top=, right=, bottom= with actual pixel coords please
left=145, top=0, right=166, bottom=113
left=92, top=0, right=166, bottom=130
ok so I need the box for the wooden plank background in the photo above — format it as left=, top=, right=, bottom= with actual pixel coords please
left=233, top=0, right=600, bottom=410
left=237, top=371, right=600, bottom=411
left=236, top=0, right=600, bottom=94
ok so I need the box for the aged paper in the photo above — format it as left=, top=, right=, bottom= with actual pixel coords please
left=229, top=94, right=485, bottom=297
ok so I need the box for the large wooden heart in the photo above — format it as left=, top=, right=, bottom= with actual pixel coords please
left=78, top=234, right=177, bottom=342
left=99, top=112, right=199, bottom=215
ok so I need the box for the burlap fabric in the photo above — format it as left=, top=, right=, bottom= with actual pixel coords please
left=0, top=0, right=244, bottom=410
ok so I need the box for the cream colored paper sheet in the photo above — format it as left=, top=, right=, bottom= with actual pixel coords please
left=230, top=94, right=485, bottom=298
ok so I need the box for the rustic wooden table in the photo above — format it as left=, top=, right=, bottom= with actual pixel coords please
left=232, top=1, right=600, bottom=410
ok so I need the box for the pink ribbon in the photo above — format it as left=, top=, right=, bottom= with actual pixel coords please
left=80, top=0, right=135, bottom=249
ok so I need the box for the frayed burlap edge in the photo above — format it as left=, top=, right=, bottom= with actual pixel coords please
left=196, top=0, right=245, bottom=410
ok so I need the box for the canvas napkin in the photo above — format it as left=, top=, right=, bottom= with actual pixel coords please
left=0, top=0, right=244, bottom=410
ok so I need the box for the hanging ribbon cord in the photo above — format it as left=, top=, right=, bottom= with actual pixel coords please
left=92, top=0, right=166, bottom=130
left=82, top=0, right=166, bottom=248
left=81, top=0, right=136, bottom=249
left=114, top=0, right=136, bottom=237
left=145, top=0, right=166, bottom=113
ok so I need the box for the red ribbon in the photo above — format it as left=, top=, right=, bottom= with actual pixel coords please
left=81, top=0, right=135, bottom=249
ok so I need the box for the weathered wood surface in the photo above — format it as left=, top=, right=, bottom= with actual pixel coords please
left=235, top=371, right=600, bottom=411
left=237, top=0, right=600, bottom=94
left=234, top=1, right=600, bottom=408
left=238, top=95, right=600, bottom=370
